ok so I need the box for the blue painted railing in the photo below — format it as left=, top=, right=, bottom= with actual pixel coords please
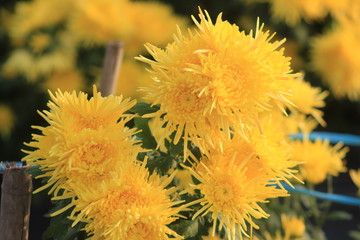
left=0, top=162, right=24, bottom=173
left=2, top=132, right=359, bottom=206
left=290, top=131, right=360, bottom=146
left=279, top=182, right=360, bottom=207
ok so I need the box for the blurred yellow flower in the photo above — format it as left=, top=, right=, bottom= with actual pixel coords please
left=257, top=0, right=325, bottom=25
left=349, top=169, right=360, bottom=196
left=67, top=162, right=183, bottom=240
left=3, top=32, right=76, bottom=81
left=44, top=69, right=84, bottom=92
left=311, top=20, right=360, bottom=100
left=290, top=138, right=348, bottom=184
left=281, top=214, right=305, bottom=239
left=69, top=0, right=186, bottom=51
left=7, top=0, right=74, bottom=44
left=137, top=8, right=298, bottom=152
left=69, top=0, right=133, bottom=45
left=29, top=33, right=52, bottom=53
left=125, top=1, right=187, bottom=55
left=281, top=112, right=318, bottom=135
left=255, top=0, right=352, bottom=25
left=282, top=40, right=304, bottom=72
left=0, top=104, right=14, bottom=138
left=2, top=49, right=36, bottom=79
left=115, top=60, right=152, bottom=100
left=22, top=86, right=138, bottom=196
left=286, top=77, right=328, bottom=126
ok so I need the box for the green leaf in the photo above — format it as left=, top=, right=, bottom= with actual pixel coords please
left=349, top=231, right=360, bottom=240
left=25, top=165, right=42, bottom=177
left=42, top=199, right=87, bottom=240
left=164, top=135, right=184, bottom=158
left=134, top=117, right=157, bottom=149
left=312, top=229, right=326, bottom=240
left=172, top=219, right=199, bottom=238
left=146, top=152, right=174, bottom=175
left=327, top=210, right=352, bottom=220
left=130, top=102, right=160, bottom=116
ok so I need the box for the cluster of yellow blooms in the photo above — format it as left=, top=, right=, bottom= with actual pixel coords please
left=23, top=7, right=349, bottom=240
left=23, top=86, right=185, bottom=239
left=249, top=0, right=360, bottom=100
left=1, top=0, right=185, bottom=97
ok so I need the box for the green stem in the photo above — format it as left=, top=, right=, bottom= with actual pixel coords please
left=317, top=176, right=333, bottom=227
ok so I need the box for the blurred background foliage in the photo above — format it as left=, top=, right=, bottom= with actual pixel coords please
left=0, top=0, right=360, bottom=239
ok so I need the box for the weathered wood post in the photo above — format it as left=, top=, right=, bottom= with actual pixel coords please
left=99, top=41, right=125, bottom=96
left=0, top=163, right=32, bottom=240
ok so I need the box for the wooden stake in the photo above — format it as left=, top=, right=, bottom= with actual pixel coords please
left=99, top=42, right=125, bottom=96
left=0, top=164, right=32, bottom=240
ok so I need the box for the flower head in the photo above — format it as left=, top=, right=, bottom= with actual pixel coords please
left=290, top=138, right=348, bottom=184
left=69, top=0, right=133, bottom=44
left=68, top=162, right=184, bottom=240
left=349, top=169, right=360, bottom=196
left=185, top=129, right=292, bottom=239
left=22, top=86, right=139, bottom=196
left=45, top=69, right=84, bottom=92
left=115, top=60, right=152, bottom=100
left=29, top=33, right=52, bottom=53
left=311, top=20, right=360, bottom=100
left=3, top=31, right=76, bottom=81
left=281, top=214, right=305, bottom=238
left=257, top=0, right=352, bottom=25
left=137, top=8, right=298, bottom=152
left=7, top=0, right=74, bottom=43
left=124, top=1, right=187, bottom=55
left=68, top=0, right=185, bottom=49
left=285, top=77, right=328, bottom=126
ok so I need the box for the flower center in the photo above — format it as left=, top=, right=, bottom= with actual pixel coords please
left=126, top=221, right=158, bottom=240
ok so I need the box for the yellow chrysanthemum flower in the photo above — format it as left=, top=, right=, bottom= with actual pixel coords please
left=286, top=77, right=328, bottom=126
left=69, top=0, right=186, bottom=50
left=7, top=0, right=74, bottom=44
left=185, top=129, right=292, bottom=239
left=44, top=69, right=84, bottom=92
left=69, top=0, right=133, bottom=45
left=137, top=8, right=298, bottom=152
left=349, top=169, right=360, bottom=196
left=311, top=20, right=360, bottom=100
left=29, top=33, right=52, bottom=53
left=23, top=86, right=139, bottom=196
left=267, top=0, right=325, bottom=25
left=254, top=0, right=351, bottom=26
left=66, top=162, right=184, bottom=240
left=280, top=112, right=318, bottom=135
left=290, top=138, right=348, bottom=184
left=0, top=104, right=14, bottom=138
left=281, top=214, right=305, bottom=239
left=115, top=60, right=152, bottom=100
left=3, top=32, right=76, bottom=81
left=125, top=1, right=187, bottom=55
